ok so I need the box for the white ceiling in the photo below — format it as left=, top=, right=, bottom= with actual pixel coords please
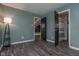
left=2, top=3, right=67, bottom=15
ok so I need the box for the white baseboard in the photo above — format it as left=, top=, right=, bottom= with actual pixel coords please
left=69, top=45, right=79, bottom=51
left=11, top=39, right=35, bottom=45
left=47, top=39, right=54, bottom=43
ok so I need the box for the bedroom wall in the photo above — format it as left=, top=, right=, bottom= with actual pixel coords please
left=42, top=11, right=55, bottom=41
left=0, top=4, right=40, bottom=47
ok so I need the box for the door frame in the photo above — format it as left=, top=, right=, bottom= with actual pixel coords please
left=54, top=11, right=59, bottom=47
left=58, top=9, right=70, bottom=47
left=33, top=17, right=41, bottom=41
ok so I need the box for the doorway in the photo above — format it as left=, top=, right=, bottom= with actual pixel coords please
left=34, top=17, right=41, bottom=41
left=54, top=9, right=70, bottom=47
left=34, top=17, right=47, bottom=41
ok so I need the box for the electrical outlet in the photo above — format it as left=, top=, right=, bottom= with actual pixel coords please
left=21, top=36, right=24, bottom=39
left=51, top=36, right=54, bottom=39
left=32, top=24, right=34, bottom=26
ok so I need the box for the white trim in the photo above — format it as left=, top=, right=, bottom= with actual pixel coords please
left=47, top=39, right=54, bottom=43
left=11, top=39, right=35, bottom=45
left=58, top=9, right=70, bottom=14
left=70, top=46, right=79, bottom=51
left=58, top=9, right=71, bottom=48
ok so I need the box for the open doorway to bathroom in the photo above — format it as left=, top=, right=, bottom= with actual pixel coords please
left=33, top=17, right=47, bottom=41
left=34, top=17, right=41, bottom=41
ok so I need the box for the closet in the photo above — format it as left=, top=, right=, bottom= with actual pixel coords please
left=59, top=12, right=68, bottom=45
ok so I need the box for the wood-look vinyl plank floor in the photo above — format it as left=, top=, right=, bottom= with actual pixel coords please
left=0, top=41, right=79, bottom=56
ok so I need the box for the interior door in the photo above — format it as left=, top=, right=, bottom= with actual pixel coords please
left=67, top=13, right=69, bottom=42
left=41, top=17, right=46, bottom=41
left=54, top=11, right=59, bottom=47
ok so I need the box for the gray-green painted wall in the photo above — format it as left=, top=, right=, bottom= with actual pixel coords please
left=43, top=3, right=79, bottom=48
left=43, top=12, right=55, bottom=41
left=0, top=4, right=40, bottom=47
left=56, top=3, right=79, bottom=48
